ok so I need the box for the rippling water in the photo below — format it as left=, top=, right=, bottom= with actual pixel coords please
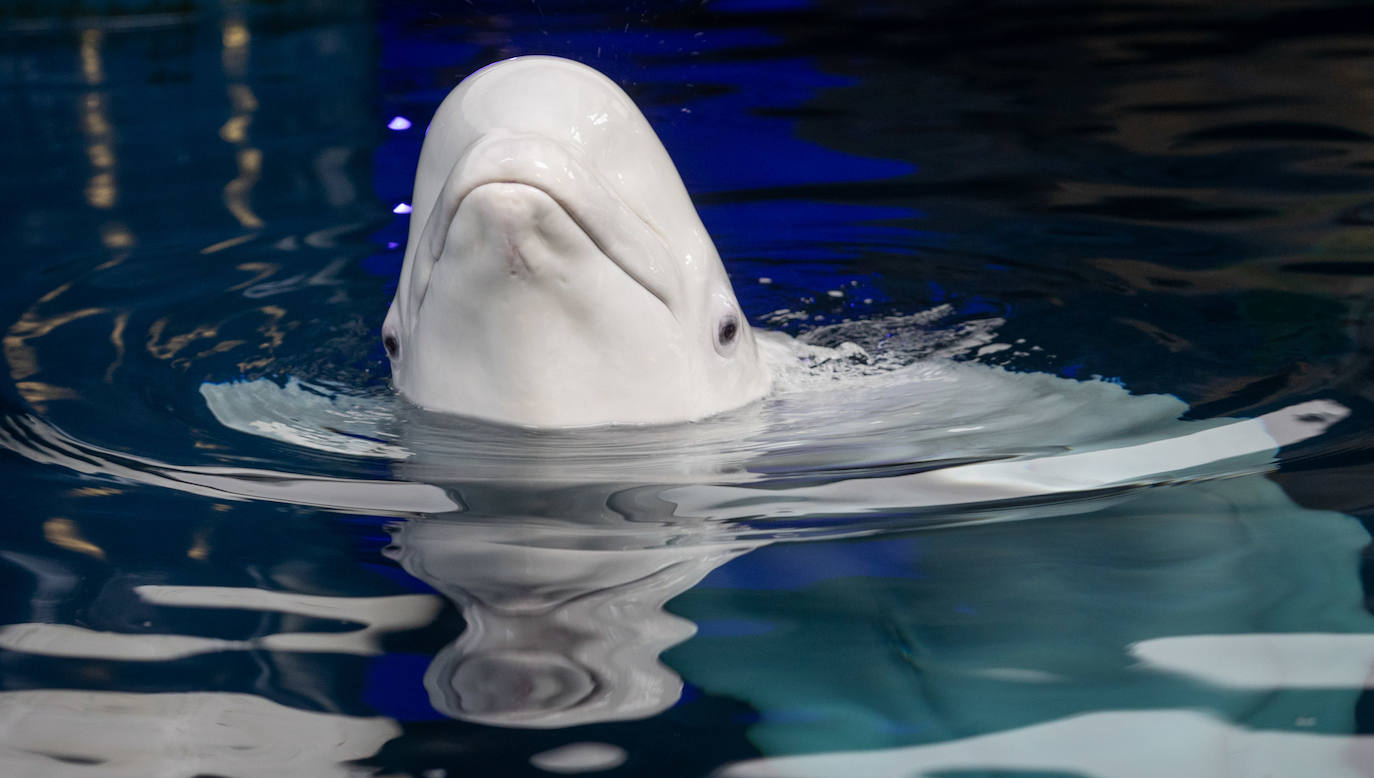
left=2, top=0, right=1373, bottom=776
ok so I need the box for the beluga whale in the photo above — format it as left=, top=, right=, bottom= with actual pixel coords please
left=382, top=56, right=771, bottom=427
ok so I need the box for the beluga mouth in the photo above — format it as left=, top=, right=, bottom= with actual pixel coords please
left=416, top=131, right=681, bottom=316
left=382, top=56, right=770, bottom=428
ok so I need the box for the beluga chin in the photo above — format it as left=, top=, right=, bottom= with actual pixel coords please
left=382, top=56, right=771, bottom=427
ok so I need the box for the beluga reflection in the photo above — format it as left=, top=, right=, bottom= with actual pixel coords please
left=385, top=511, right=763, bottom=728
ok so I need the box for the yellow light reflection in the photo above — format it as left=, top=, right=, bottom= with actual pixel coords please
left=16, top=382, right=80, bottom=406
left=257, top=304, right=286, bottom=348
left=44, top=518, right=105, bottom=559
left=85, top=172, right=116, bottom=209
left=194, top=339, right=244, bottom=359
left=104, top=310, right=127, bottom=383
left=76, top=33, right=134, bottom=256
left=222, top=21, right=249, bottom=60
left=226, top=261, right=277, bottom=287
left=79, top=28, right=103, bottom=85
left=145, top=318, right=219, bottom=361
left=201, top=234, right=256, bottom=255
left=4, top=275, right=112, bottom=410
left=237, top=148, right=261, bottom=176
left=14, top=40, right=132, bottom=408
left=221, top=17, right=248, bottom=73
left=5, top=305, right=104, bottom=382
left=223, top=147, right=264, bottom=229
left=69, top=487, right=123, bottom=497
left=79, top=92, right=117, bottom=210
left=100, top=222, right=134, bottom=250
left=187, top=529, right=210, bottom=560
left=235, top=305, right=290, bottom=372
left=219, top=12, right=264, bottom=231
left=80, top=94, right=109, bottom=137
left=38, top=282, right=72, bottom=305
left=86, top=142, right=113, bottom=169
left=219, top=114, right=249, bottom=144
left=229, top=83, right=257, bottom=113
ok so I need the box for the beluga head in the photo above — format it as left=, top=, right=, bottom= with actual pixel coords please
left=383, top=56, right=770, bottom=427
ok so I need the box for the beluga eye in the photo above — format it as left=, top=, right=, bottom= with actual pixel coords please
left=714, top=313, right=741, bottom=356
left=383, top=332, right=400, bottom=360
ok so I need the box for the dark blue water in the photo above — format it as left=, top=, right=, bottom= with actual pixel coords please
left=3, top=1, right=1374, bottom=775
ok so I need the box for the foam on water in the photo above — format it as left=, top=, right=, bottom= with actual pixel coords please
left=163, top=311, right=1345, bottom=537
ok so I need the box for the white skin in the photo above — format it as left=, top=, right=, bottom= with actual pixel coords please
left=382, top=56, right=771, bottom=427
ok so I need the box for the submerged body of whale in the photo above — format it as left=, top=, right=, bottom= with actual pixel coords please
left=383, top=56, right=769, bottom=427
left=1, top=390, right=1367, bottom=761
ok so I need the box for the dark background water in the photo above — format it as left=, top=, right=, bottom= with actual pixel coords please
left=2, top=0, right=1373, bottom=775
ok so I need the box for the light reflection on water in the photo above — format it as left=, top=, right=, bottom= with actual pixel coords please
left=1, top=1, right=1373, bottom=777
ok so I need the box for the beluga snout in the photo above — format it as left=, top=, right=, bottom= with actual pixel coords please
left=383, top=56, right=770, bottom=428
left=456, top=182, right=577, bottom=278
